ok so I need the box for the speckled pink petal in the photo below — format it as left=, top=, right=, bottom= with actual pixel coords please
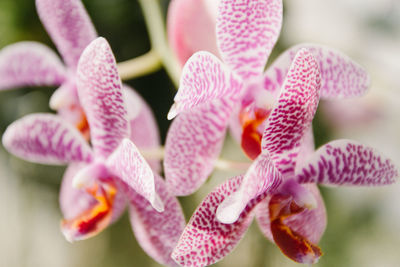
left=262, top=49, right=321, bottom=175
left=77, top=38, right=129, bottom=158
left=255, top=184, right=327, bottom=245
left=36, top=0, right=97, bottom=68
left=296, top=140, right=399, bottom=186
left=0, top=42, right=67, bottom=90
left=164, top=99, right=233, bottom=196
left=107, top=138, right=163, bottom=212
left=128, top=174, right=185, bottom=267
left=60, top=163, right=126, bottom=224
left=167, top=0, right=220, bottom=66
left=216, top=0, right=282, bottom=79
left=123, top=86, right=161, bottom=173
left=168, top=51, right=242, bottom=120
left=172, top=175, right=261, bottom=267
left=217, top=152, right=282, bottom=224
left=2, top=113, right=93, bottom=165
left=264, top=43, right=370, bottom=99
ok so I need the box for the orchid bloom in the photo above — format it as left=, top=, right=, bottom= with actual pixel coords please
left=0, top=0, right=161, bottom=171
left=164, top=0, right=370, bottom=196
left=171, top=49, right=398, bottom=267
left=2, top=38, right=185, bottom=267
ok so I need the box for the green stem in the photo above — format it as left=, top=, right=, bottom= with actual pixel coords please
left=138, top=0, right=181, bottom=87
left=140, top=147, right=251, bottom=171
left=117, top=49, right=162, bottom=80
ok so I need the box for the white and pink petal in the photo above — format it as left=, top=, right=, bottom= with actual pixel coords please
left=0, top=42, right=67, bottom=90
left=77, top=37, right=129, bottom=158
left=168, top=51, right=242, bottom=119
left=36, top=0, right=97, bottom=68
left=216, top=0, right=282, bottom=79
left=172, top=175, right=259, bottom=267
left=123, top=86, right=161, bottom=173
left=164, top=100, right=232, bottom=196
left=107, top=138, right=163, bottom=212
left=128, top=174, right=185, bottom=267
left=263, top=43, right=370, bottom=98
left=216, top=152, right=282, bottom=224
left=262, top=49, right=321, bottom=175
left=296, top=139, right=399, bottom=186
left=2, top=113, right=93, bottom=165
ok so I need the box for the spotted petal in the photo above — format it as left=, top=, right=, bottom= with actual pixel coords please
left=107, top=138, right=163, bottom=212
left=167, top=0, right=220, bottom=66
left=264, top=43, right=370, bottom=98
left=124, top=86, right=161, bottom=173
left=255, top=184, right=327, bottom=244
left=36, top=0, right=97, bottom=68
left=217, top=152, right=282, bottom=224
left=0, top=42, right=67, bottom=90
left=168, top=51, right=242, bottom=120
left=164, top=100, right=233, bottom=196
left=296, top=139, right=399, bottom=186
left=77, top=37, right=129, bottom=158
left=2, top=113, right=93, bottom=165
left=262, top=49, right=321, bottom=175
left=216, top=0, right=282, bottom=79
left=128, top=174, right=185, bottom=267
left=172, top=175, right=260, bottom=267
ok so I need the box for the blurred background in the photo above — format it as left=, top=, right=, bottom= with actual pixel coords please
left=0, top=0, right=399, bottom=266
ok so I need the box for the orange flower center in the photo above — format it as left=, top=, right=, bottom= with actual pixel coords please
left=240, top=107, right=270, bottom=160
left=61, top=180, right=117, bottom=241
left=269, top=194, right=322, bottom=264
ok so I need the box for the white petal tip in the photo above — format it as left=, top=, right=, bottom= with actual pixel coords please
left=167, top=103, right=178, bottom=120
left=216, top=198, right=243, bottom=224
left=72, top=173, right=87, bottom=189
left=151, top=193, right=165, bottom=212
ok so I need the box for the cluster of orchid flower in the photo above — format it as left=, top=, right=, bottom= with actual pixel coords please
left=0, top=0, right=398, bottom=266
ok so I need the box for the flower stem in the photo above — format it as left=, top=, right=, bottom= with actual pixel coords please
left=138, top=0, right=181, bottom=87
left=117, top=49, right=162, bottom=80
left=140, top=147, right=251, bottom=172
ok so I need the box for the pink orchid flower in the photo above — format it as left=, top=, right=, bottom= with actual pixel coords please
left=0, top=0, right=161, bottom=158
left=2, top=38, right=185, bottom=267
left=164, top=0, right=370, bottom=196
left=171, top=49, right=398, bottom=267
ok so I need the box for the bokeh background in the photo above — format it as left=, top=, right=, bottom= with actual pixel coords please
left=1, top=0, right=399, bottom=266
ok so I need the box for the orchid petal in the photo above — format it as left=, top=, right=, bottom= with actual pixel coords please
left=264, top=43, right=370, bottom=98
left=124, top=86, right=161, bottom=173
left=164, top=100, right=232, bottom=196
left=172, top=175, right=259, bottom=267
left=128, top=174, right=185, bottom=267
left=167, top=0, right=220, bottom=65
left=255, top=184, right=327, bottom=244
left=107, top=139, right=163, bottom=212
left=77, top=37, right=129, bottom=158
left=262, top=49, right=321, bottom=175
left=296, top=140, right=399, bottom=186
left=217, top=152, right=282, bottom=224
left=216, top=0, right=282, bottom=79
left=36, top=0, right=97, bottom=68
left=0, top=42, right=67, bottom=90
left=2, top=114, right=93, bottom=165
left=168, top=51, right=242, bottom=120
